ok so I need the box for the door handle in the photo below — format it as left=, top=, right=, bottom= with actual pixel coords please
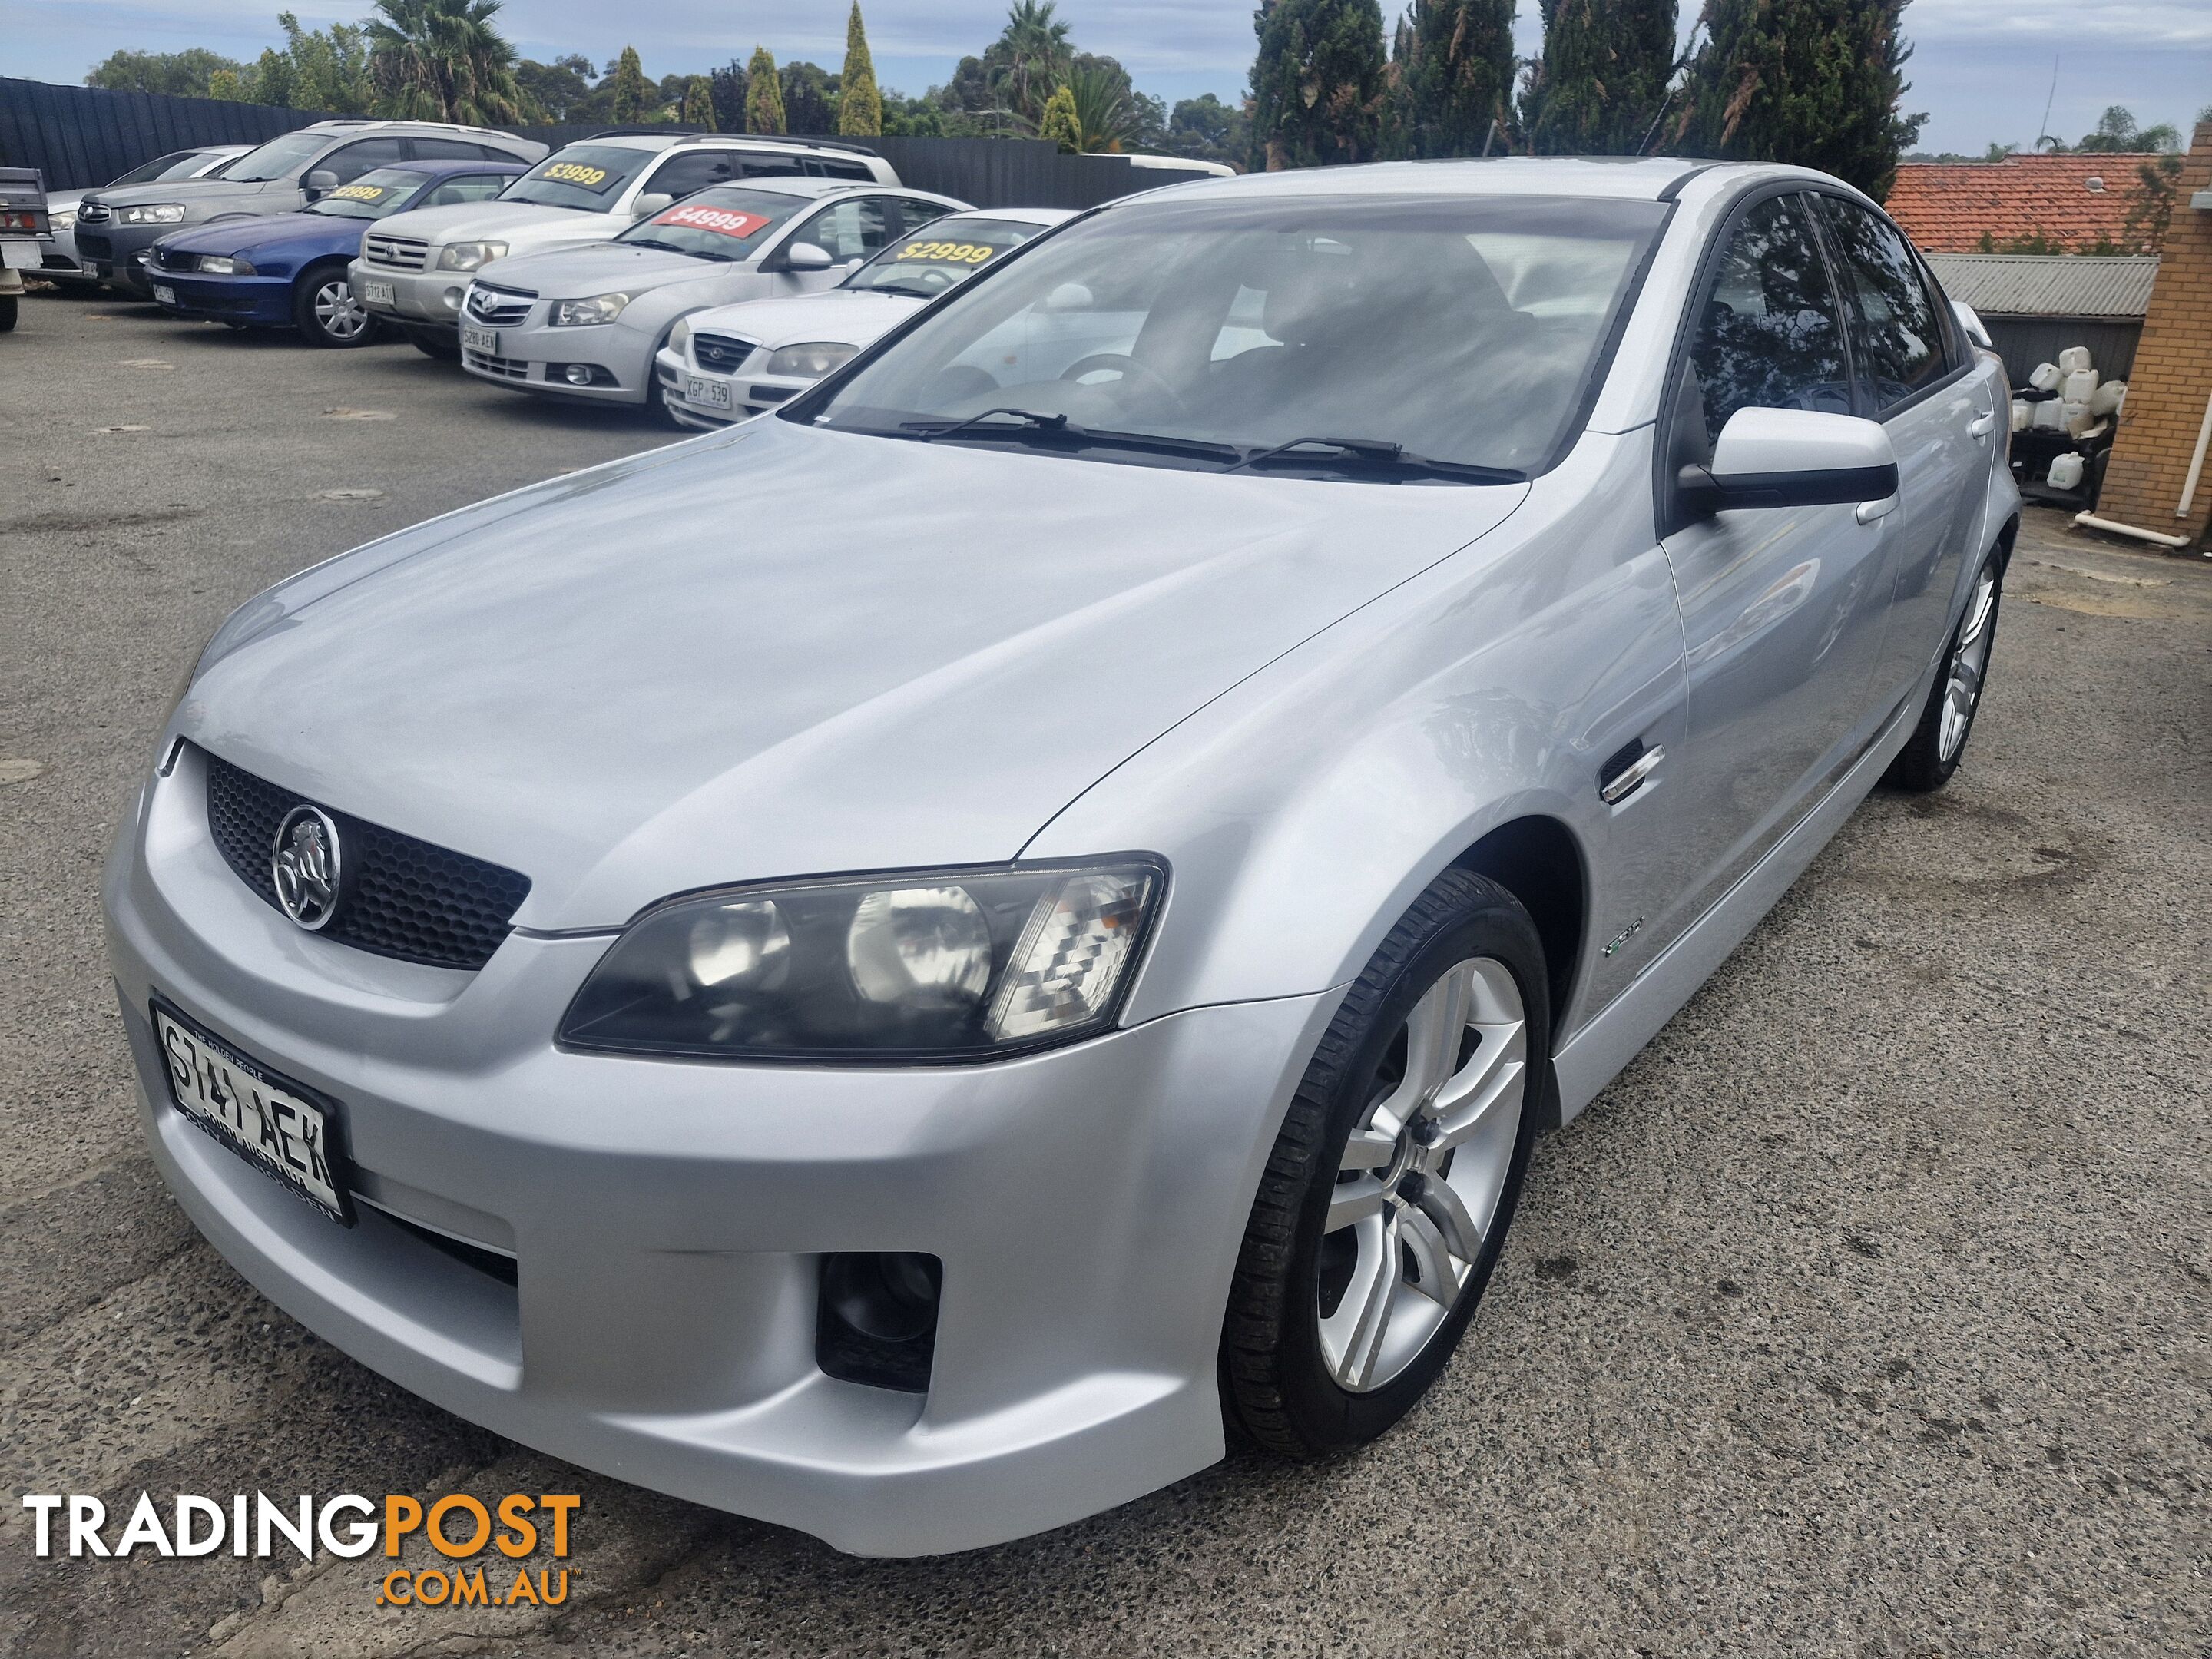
left=1968, top=411, right=1997, bottom=441
left=1598, top=740, right=1664, bottom=806
left=1856, top=492, right=1899, bottom=525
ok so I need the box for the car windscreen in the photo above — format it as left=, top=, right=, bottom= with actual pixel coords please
left=614, top=186, right=811, bottom=263
left=302, top=167, right=433, bottom=220
left=843, top=217, right=1053, bottom=299
left=110, top=150, right=220, bottom=187
left=812, top=194, right=1669, bottom=478
left=222, top=131, right=331, bottom=183
left=502, top=144, right=656, bottom=210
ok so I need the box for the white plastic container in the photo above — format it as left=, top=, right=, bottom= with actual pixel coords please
left=2046, top=452, right=2085, bottom=489
left=2062, top=401, right=2094, bottom=437
left=2090, top=378, right=2127, bottom=416
left=2063, top=368, right=2099, bottom=403
left=2058, top=346, right=2093, bottom=376
left=2028, top=362, right=2062, bottom=392
left=2011, top=398, right=2033, bottom=432
left=2032, top=399, right=2065, bottom=429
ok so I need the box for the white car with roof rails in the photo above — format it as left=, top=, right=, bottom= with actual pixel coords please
left=44, top=145, right=250, bottom=285
left=349, top=132, right=899, bottom=359
left=657, top=207, right=1074, bottom=429
left=456, top=179, right=967, bottom=414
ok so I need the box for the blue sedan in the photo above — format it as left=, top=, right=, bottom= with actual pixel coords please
left=147, top=161, right=523, bottom=347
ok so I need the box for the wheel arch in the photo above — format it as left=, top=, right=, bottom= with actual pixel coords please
left=1448, top=813, right=1588, bottom=1070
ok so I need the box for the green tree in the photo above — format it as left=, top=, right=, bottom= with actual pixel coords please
left=257, top=12, right=373, bottom=111
left=681, top=75, right=717, bottom=129
left=86, top=48, right=247, bottom=97
left=1671, top=0, right=1926, bottom=200
left=2075, top=106, right=2180, bottom=153
left=1061, top=61, right=1141, bottom=151
left=996, top=1, right=1076, bottom=125
left=366, top=0, right=528, bottom=125
left=1522, top=0, right=1676, bottom=155
left=708, top=58, right=749, bottom=130
left=605, top=45, right=651, bottom=123
left=2121, top=153, right=2184, bottom=251
left=746, top=46, right=786, bottom=134
left=780, top=61, right=838, bottom=132
left=1167, top=92, right=1252, bottom=167
left=517, top=54, right=595, bottom=121
left=839, top=4, right=883, bottom=135
left=1250, top=0, right=1387, bottom=169
left=1386, top=0, right=1516, bottom=159
left=1038, top=84, right=1081, bottom=151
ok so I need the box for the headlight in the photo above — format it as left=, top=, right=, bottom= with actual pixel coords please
left=52, top=209, right=75, bottom=231
left=195, top=254, right=256, bottom=276
left=559, top=858, right=1164, bottom=1062
left=765, top=341, right=857, bottom=379
left=551, top=291, right=631, bottom=327
left=668, top=316, right=691, bottom=356
left=119, top=204, right=187, bottom=225
left=437, top=240, right=508, bottom=271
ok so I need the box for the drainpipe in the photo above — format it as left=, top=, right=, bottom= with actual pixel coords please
left=2174, top=385, right=2212, bottom=522
left=2073, top=512, right=2194, bottom=548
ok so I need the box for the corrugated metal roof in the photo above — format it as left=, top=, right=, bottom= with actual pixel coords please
left=1925, top=253, right=2158, bottom=319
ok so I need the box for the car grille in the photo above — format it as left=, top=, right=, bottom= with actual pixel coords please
left=154, top=244, right=194, bottom=270
left=202, top=750, right=531, bottom=972
left=465, top=349, right=530, bottom=379
left=363, top=233, right=428, bottom=270
left=691, top=333, right=756, bottom=374
left=466, top=286, right=533, bottom=326
left=76, top=232, right=112, bottom=261
left=78, top=202, right=111, bottom=224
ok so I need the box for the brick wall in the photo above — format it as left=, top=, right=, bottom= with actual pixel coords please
left=2096, top=124, right=2212, bottom=544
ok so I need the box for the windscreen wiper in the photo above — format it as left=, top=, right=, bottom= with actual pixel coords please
left=900, top=409, right=1242, bottom=464
left=1220, top=435, right=1526, bottom=485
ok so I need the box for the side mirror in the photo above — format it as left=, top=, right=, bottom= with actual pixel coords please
left=1678, top=407, right=1898, bottom=515
left=1952, top=297, right=1993, bottom=351
left=779, top=240, right=835, bottom=273
left=303, top=168, right=339, bottom=198
left=632, top=193, right=673, bottom=219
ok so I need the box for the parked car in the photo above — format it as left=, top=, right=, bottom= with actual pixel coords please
left=0, top=167, right=52, bottom=331
left=44, top=145, right=250, bottom=286
left=350, top=133, right=899, bottom=359
left=107, top=158, right=2015, bottom=1559
left=146, top=161, right=525, bottom=346
left=457, top=179, right=966, bottom=414
left=657, top=207, right=1073, bottom=429
left=72, top=121, right=544, bottom=297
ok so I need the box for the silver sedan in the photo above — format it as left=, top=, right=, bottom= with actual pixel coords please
left=106, top=157, right=2016, bottom=1558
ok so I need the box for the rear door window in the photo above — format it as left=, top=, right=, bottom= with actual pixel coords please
left=646, top=150, right=746, bottom=200
left=1813, top=197, right=1949, bottom=410
left=1684, top=193, right=1853, bottom=448
left=320, top=137, right=407, bottom=184
left=796, top=197, right=893, bottom=264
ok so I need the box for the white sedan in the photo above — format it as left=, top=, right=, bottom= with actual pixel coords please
left=656, top=208, right=1074, bottom=429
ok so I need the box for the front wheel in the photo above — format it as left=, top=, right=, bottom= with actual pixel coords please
left=1883, top=545, right=2005, bottom=792
left=294, top=265, right=375, bottom=347
left=1221, top=868, right=1548, bottom=1455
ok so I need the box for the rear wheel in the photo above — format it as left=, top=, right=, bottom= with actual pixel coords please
left=1221, top=868, right=1548, bottom=1454
left=1883, top=545, right=2005, bottom=792
left=294, top=263, right=374, bottom=347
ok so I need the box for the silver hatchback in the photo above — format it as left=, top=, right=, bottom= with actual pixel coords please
left=106, top=158, right=2016, bottom=1558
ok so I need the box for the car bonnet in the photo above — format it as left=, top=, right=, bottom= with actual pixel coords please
left=478, top=241, right=730, bottom=296
left=687, top=289, right=919, bottom=350
left=177, top=418, right=1529, bottom=931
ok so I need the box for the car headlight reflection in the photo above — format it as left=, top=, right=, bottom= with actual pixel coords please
left=764, top=341, right=857, bottom=379
left=560, top=859, right=1164, bottom=1061
left=437, top=240, right=508, bottom=271
left=551, top=292, right=631, bottom=326
left=119, top=204, right=187, bottom=225
left=195, top=254, right=256, bottom=276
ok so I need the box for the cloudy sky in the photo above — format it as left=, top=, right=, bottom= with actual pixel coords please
left=11, top=0, right=2210, bottom=155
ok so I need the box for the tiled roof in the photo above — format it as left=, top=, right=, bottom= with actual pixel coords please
left=1888, top=154, right=2166, bottom=253
left=1924, top=253, right=2158, bottom=319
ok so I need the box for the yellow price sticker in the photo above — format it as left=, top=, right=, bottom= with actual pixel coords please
left=543, top=162, right=610, bottom=187
left=329, top=184, right=388, bottom=200
left=894, top=240, right=998, bottom=265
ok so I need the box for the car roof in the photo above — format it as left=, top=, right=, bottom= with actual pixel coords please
left=941, top=206, right=1076, bottom=227
left=1136, top=156, right=1716, bottom=204
left=374, top=159, right=530, bottom=177
left=589, top=132, right=878, bottom=156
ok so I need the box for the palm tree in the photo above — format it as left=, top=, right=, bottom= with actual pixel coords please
left=994, top=0, right=1073, bottom=126
left=366, top=0, right=527, bottom=126
left=1062, top=62, right=1137, bottom=153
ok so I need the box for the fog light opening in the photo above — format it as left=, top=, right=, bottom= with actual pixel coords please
left=816, top=1251, right=941, bottom=1393
left=563, top=363, right=593, bottom=386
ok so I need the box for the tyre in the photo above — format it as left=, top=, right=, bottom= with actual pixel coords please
left=1883, top=544, right=2005, bottom=793
left=293, top=264, right=375, bottom=347
left=0, top=294, right=16, bottom=333
left=1221, top=867, right=1548, bottom=1455
left=408, top=329, right=459, bottom=361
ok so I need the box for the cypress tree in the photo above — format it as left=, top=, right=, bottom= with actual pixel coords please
left=1523, top=0, right=1677, bottom=155
left=1671, top=0, right=1926, bottom=198
left=745, top=45, right=786, bottom=134
left=1038, top=84, right=1081, bottom=151
left=607, top=45, right=651, bottom=124
left=1249, top=0, right=1388, bottom=170
left=680, top=74, right=716, bottom=129
left=1384, top=0, right=1516, bottom=159
left=839, top=4, right=882, bottom=135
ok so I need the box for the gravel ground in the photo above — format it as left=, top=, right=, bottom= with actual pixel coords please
left=1, top=290, right=2207, bottom=1659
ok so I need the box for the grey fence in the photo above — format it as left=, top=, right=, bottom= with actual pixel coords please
left=0, top=76, right=1163, bottom=209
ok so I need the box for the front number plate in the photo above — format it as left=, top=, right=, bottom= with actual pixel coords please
left=153, top=1002, right=350, bottom=1223
left=152, top=284, right=176, bottom=306
left=684, top=374, right=733, bottom=410
left=460, top=323, right=498, bottom=355
left=361, top=277, right=395, bottom=306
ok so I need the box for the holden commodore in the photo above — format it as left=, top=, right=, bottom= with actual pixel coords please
left=106, top=158, right=2016, bottom=1558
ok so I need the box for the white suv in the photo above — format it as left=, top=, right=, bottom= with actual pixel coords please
left=349, top=132, right=899, bottom=358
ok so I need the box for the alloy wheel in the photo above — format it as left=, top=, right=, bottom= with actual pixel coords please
left=1317, top=956, right=1527, bottom=1392
left=1939, top=564, right=1998, bottom=762
left=314, top=278, right=369, bottom=343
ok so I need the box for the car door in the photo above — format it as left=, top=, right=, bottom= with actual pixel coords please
left=1810, top=194, right=1992, bottom=714
left=1654, top=190, right=1898, bottom=927
left=780, top=196, right=893, bottom=294
left=306, top=137, right=407, bottom=207
left=640, top=149, right=743, bottom=207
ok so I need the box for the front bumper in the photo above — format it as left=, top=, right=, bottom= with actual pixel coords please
left=349, top=258, right=469, bottom=338
left=104, top=743, right=1335, bottom=1555
left=75, top=220, right=167, bottom=292
left=654, top=346, right=813, bottom=429
left=150, top=268, right=294, bottom=326
left=461, top=306, right=656, bottom=406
